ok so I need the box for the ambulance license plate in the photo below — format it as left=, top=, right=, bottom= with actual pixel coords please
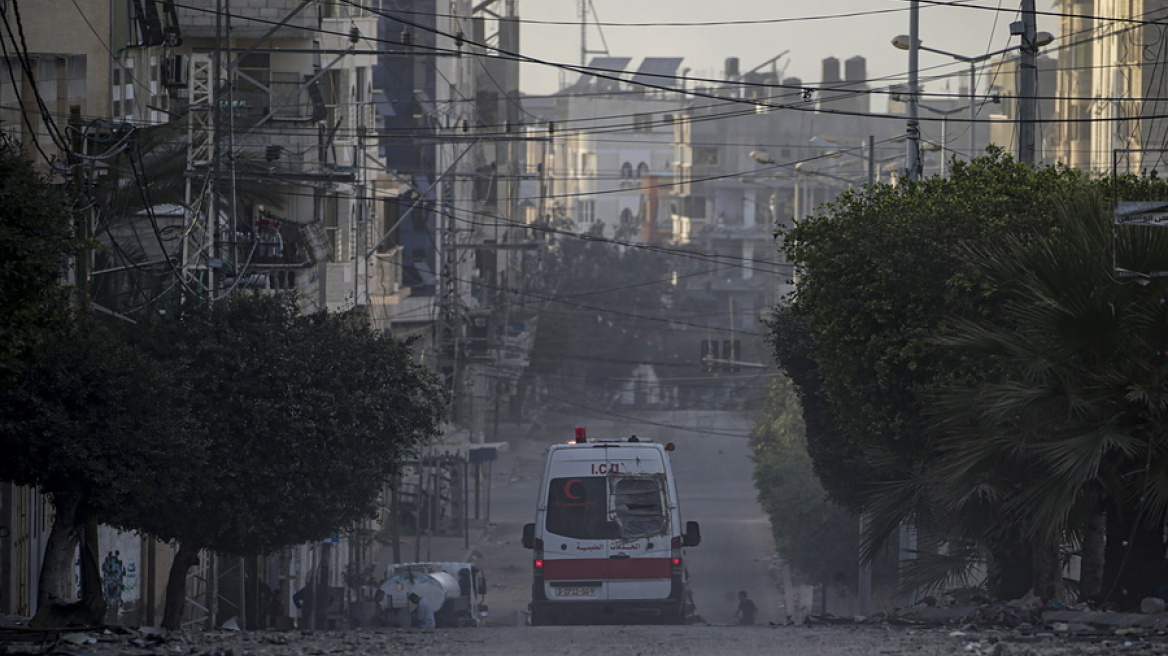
left=555, top=586, right=598, bottom=597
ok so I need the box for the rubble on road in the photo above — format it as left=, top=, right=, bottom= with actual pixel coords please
left=795, top=598, right=1168, bottom=653
left=3, top=619, right=1168, bottom=656
left=0, top=626, right=454, bottom=656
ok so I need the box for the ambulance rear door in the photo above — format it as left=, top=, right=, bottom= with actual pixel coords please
left=541, top=452, right=614, bottom=602
left=603, top=446, right=673, bottom=603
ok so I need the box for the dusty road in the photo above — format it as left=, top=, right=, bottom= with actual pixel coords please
left=10, top=410, right=1167, bottom=656
left=26, top=623, right=1167, bottom=656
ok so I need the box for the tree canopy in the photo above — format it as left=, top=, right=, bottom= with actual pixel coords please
left=0, top=135, right=450, bottom=627
left=750, top=376, right=861, bottom=589
left=920, top=188, right=1168, bottom=603
left=130, top=293, right=448, bottom=556
left=121, top=293, right=447, bottom=628
left=0, top=318, right=200, bottom=609
left=769, top=148, right=1168, bottom=603
left=0, top=141, right=82, bottom=366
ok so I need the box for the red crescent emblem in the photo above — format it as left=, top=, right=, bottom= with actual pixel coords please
left=563, top=478, right=583, bottom=500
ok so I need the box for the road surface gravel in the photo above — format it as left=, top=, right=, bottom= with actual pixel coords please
left=6, top=620, right=1168, bottom=656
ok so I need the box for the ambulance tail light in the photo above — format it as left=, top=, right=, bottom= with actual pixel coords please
left=533, top=538, right=545, bottom=577
left=671, top=536, right=684, bottom=577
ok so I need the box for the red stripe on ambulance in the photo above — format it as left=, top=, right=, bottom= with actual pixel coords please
left=543, top=557, right=672, bottom=581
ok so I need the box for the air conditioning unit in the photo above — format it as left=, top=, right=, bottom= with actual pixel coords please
left=162, top=54, right=188, bottom=88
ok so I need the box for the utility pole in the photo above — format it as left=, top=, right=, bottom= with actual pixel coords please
left=905, top=0, right=922, bottom=180
left=1017, top=0, right=1039, bottom=164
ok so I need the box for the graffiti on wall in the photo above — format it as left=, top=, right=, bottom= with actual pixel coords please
left=74, top=527, right=140, bottom=622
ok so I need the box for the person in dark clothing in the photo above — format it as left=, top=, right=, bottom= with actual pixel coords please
left=735, top=590, right=758, bottom=625
left=267, top=586, right=283, bottom=629
left=293, top=582, right=333, bottom=630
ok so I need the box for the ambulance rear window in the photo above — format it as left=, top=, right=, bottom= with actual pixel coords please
left=613, top=476, right=666, bottom=537
left=547, top=476, right=609, bottom=539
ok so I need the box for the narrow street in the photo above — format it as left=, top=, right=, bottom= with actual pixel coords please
left=10, top=411, right=1161, bottom=656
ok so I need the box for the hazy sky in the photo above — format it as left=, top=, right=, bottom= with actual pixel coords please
left=518, top=1, right=1059, bottom=97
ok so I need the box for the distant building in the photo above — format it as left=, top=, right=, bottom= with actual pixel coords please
left=533, top=57, right=688, bottom=243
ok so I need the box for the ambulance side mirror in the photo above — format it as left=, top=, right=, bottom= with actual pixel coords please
left=683, top=520, right=701, bottom=547
left=522, top=523, right=535, bottom=549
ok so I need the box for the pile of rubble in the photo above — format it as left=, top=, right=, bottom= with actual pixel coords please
left=795, top=594, right=1168, bottom=653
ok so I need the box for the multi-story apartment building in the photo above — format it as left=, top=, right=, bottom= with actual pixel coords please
left=546, top=56, right=687, bottom=242
left=1054, top=0, right=1096, bottom=170
left=1082, top=0, right=1168, bottom=174
left=672, top=56, right=902, bottom=405
left=0, top=0, right=393, bottom=627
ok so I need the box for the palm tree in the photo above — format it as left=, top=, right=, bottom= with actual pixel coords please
left=918, top=187, right=1168, bottom=605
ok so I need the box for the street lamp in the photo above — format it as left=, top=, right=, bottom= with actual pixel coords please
left=891, top=31, right=1053, bottom=162
left=810, top=136, right=923, bottom=185
left=749, top=150, right=863, bottom=224
left=752, top=149, right=873, bottom=222
left=886, top=93, right=1001, bottom=176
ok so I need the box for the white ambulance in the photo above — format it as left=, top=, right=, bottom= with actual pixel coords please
left=521, top=429, right=701, bottom=625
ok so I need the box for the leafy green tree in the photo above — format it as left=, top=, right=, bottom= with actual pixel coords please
left=0, top=141, right=82, bottom=366
left=127, top=293, right=447, bottom=629
left=751, top=376, right=859, bottom=589
left=0, top=141, right=192, bottom=625
left=766, top=309, right=866, bottom=512
left=0, top=319, right=200, bottom=619
left=770, top=149, right=1168, bottom=600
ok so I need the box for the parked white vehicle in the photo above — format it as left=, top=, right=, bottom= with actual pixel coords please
left=378, top=562, right=488, bottom=627
left=522, top=430, right=701, bottom=625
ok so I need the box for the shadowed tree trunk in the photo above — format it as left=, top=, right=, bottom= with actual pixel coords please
left=30, top=513, right=107, bottom=628
left=985, top=530, right=1034, bottom=601
left=162, top=542, right=201, bottom=630
left=1032, top=538, right=1063, bottom=601
left=1078, top=487, right=1106, bottom=604
left=35, top=494, right=82, bottom=608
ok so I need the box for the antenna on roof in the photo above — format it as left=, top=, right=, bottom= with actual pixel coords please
left=579, top=0, right=610, bottom=67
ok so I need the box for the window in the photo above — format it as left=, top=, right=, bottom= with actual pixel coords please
left=237, top=53, right=272, bottom=116
left=578, top=199, right=595, bottom=224
left=684, top=196, right=707, bottom=219
left=580, top=152, right=596, bottom=177
left=545, top=475, right=667, bottom=539
left=636, top=162, right=650, bottom=178
left=620, top=162, right=633, bottom=179
left=633, top=113, right=653, bottom=131
left=613, top=476, right=666, bottom=537
left=693, top=146, right=718, bottom=165
left=547, top=477, right=610, bottom=539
